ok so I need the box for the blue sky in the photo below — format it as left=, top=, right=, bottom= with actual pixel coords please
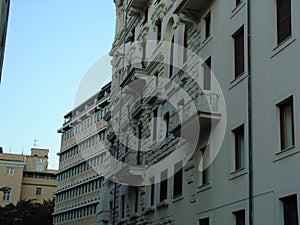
left=0, top=0, right=115, bottom=169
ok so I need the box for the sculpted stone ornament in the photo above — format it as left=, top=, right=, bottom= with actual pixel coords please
left=151, top=1, right=167, bottom=23
left=138, top=23, right=150, bottom=42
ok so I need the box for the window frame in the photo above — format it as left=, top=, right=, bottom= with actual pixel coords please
left=2, top=190, right=11, bottom=201
left=150, top=177, right=155, bottom=206
left=232, top=26, right=245, bottom=78
left=6, top=167, right=14, bottom=176
left=276, top=0, right=292, bottom=45
left=120, top=195, right=125, bottom=218
left=233, top=125, right=245, bottom=171
left=173, top=161, right=183, bottom=198
left=204, top=12, right=211, bottom=40
left=281, top=194, right=299, bottom=225
left=202, top=57, right=212, bottom=91
left=277, top=96, right=295, bottom=151
left=160, top=170, right=168, bottom=202
left=199, top=217, right=210, bottom=225
left=200, top=146, right=210, bottom=186
left=233, top=209, right=245, bottom=225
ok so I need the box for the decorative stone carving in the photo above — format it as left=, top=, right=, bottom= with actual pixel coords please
left=151, top=1, right=167, bottom=23
left=138, top=23, right=150, bottom=42
left=126, top=42, right=142, bottom=65
left=178, top=13, right=199, bottom=30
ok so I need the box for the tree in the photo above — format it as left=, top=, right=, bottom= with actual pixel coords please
left=0, top=198, right=55, bottom=225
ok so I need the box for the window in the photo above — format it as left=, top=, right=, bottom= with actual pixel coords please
left=156, top=20, right=162, bottom=42
left=153, top=108, right=158, bottom=141
left=164, top=112, right=170, bottom=143
left=183, top=26, right=188, bottom=62
left=200, top=147, right=209, bottom=185
left=150, top=177, right=155, bottom=206
left=134, top=188, right=139, bottom=213
left=169, top=36, right=175, bottom=78
left=277, top=0, right=291, bottom=45
left=137, top=124, right=142, bottom=165
left=173, top=161, right=183, bottom=197
left=121, top=195, right=125, bottom=218
left=204, top=12, right=211, bottom=39
left=234, top=210, right=245, bottom=225
left=6, top=167, right=14, bottom=176
left=233, top=26, right=245, bottom=77
left=203, top=57, right=211, bottom=90
left=125, top=136, right=129, bottom=154
left=36, top=158, right=45, bottom=172
left=160, top=170, right=168, bottom=202
left=2, top=190, right=11, bottom=201
left=141, top=41, right=147, bottom=68
left=35, top=188, right=42, bottom=195
left=199, top=217, right=209, bottom=225
left=233, top=125, right=245, bottom=170
left=278, top=97, right=295, bottom=150
left=281, top=194, right=299, bottom=225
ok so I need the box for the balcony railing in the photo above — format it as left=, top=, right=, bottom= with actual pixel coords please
left=105, top=154, right=145, bottom=185
left=170, top=92, right=221, bottom=138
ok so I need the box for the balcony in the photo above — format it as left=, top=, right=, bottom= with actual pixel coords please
left=174, top=0, right=212, bottom=22
left=127, top=0, right=148, bottom=12
left=106, top=122, right=116, bottom=141
left=170, top=92, right=221, bottom=140
left=106, top=157, right=145, bottom=185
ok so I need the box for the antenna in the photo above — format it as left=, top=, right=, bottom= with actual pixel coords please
left=33, top=139, right=39, bottom=147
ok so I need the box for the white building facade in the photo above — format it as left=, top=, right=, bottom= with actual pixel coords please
left=98, top=0, right=300, bottom=225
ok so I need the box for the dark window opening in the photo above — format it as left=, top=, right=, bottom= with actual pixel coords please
left=233, top=26, right=245, bottom=78
left=234, top=125, right=245, bottom=171
left=160, top=170, right=168, bottom=201
left=203, top=57, right=211, bottom=90
left=204, top=12, right=211, bottom=39
left=281, top=194, right=299, bottom=225
left=277, top=0, right=292, bottom=44
left=278, top=96, right=295, bottom=150
left=234, top=210, right=245, bottom=225
left=173, top=161, right=183, bottom=197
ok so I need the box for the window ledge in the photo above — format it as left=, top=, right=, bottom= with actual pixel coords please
left=271, top=36, right=296, bottom=59
left=198, top=183, right=212, bottom=193
left=172, top=195, right=184, bottom=203
left=156, top=200, right=169, bottom=209
left=129, top=213, right=139, bottom=220
left=229, top=168, right=247, bottom=180
left=144, top=206, right=155, bottom=215
left=117, top=218, right=127, bottom=224
left=273, top=146, right=299, bottom=162
left=230, top=1, right=246, bottom=19
left=229, top=72, right=247, bottom=90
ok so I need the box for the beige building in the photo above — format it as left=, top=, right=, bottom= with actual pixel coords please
left=0, top=0, right=10, bottom=83
left=53, top=83, right=111, bottom=225
left=0, top=147, right=57, bottom=207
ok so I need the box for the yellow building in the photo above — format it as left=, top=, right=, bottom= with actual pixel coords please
left=0, top=147, right=57, bottom=207
left=53, top=83, right=110, bottom=225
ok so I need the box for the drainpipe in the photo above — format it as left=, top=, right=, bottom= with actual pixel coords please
left=247, top=1, right=253, bottom=225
